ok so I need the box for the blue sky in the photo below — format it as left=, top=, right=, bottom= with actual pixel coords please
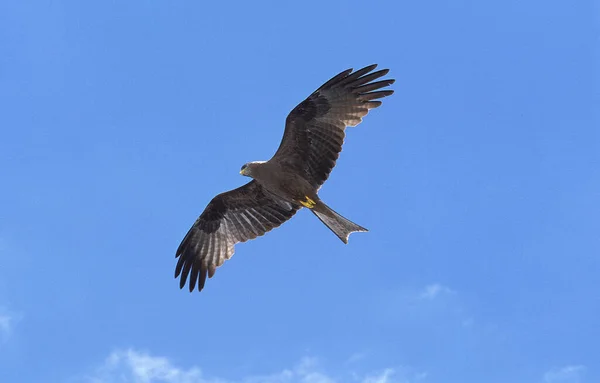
left=1, top=1, right=598, bottom=382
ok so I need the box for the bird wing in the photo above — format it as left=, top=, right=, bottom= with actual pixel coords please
left=175, top=180, right=300, bottom=292
left=271, top=64, right=394, bottom=188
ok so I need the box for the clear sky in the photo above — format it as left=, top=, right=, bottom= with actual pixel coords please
left=1, top=1, right=598, bottom=383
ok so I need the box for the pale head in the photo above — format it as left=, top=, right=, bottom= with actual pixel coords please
left=240, top=161, right=266, bottom=177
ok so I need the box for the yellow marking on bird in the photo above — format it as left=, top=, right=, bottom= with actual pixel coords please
left=299, top=196, right=317, bottom=209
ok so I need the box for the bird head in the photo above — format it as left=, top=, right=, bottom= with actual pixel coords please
left=239, top=161, right=265, bottom=177
left=240, top=163, right=251, bottom=177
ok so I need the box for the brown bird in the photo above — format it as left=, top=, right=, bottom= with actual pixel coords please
left=175, top=64, right=394, bottom=292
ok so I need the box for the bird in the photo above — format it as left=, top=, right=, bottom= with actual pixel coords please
left=175, top=64, right=394, bottom=292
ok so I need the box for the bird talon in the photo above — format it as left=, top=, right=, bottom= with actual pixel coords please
left=299, top=196, right=317, bottom=209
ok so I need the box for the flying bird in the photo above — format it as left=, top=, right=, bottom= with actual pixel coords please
left=175, top=64, right=394, bottom=292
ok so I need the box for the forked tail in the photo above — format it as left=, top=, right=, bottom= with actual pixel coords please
left=311, top=201, right=368, bottom=244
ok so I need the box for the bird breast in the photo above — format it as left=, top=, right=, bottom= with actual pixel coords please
left=254, top=162, right=314, bottom=203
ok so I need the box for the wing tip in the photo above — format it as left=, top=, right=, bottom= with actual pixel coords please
left=361, top=63, right=379, bottom=72
left=376, top=67, right=389, bottom=76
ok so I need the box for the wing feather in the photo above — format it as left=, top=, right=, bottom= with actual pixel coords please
left=271, top=64, right=394, bottom=188
left=337, top=64, right=378, bottom=86
left=175, top=181, right=300, bottom=292
left=345, top=69, right=390, bottom=87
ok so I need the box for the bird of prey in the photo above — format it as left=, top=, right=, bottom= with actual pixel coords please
left=175, top=64, right=394, bottom=292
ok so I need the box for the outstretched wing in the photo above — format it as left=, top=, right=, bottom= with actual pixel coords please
left=175, top=181, right=300, bottom=292
left=271, top=64, right=394, bottom=188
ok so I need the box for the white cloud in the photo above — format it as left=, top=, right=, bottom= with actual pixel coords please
left=0, top=307, right=20, bottom=341
left=80, top=349, right=214, bottom=383
left=417, top=284, right=455, bottom=300
left=362, top=368, right=396, bottom=383
left=461, top=317, right=474, bottom=328
left=345, top=351, right=368, bottom=365
left=78, top=349, right=423, bottom=383
left=361, top=367, right=427, bottom=383
left=544, top=365, right=586, bottom=383
left=0, top=240, right=19, bottom=343
left=0, top=314, right=11, bottom=336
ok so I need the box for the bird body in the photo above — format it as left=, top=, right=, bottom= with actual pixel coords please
left=241, top=160, right=366, bottom=242
left=175, top=64, right=394, bottom=292
left=240, top=161, right=317, bottom=207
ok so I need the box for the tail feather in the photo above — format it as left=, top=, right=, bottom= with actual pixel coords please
left=311, top=201, right=368, bottom=244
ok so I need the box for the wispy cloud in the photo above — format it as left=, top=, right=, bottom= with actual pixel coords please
left=417, top=284, right=455, bottom=300
left=78, top=349, right=424, bottom=383
left=368, top=282, right=467, bottom=327
left=0, top=313, right=11, bottom=336
left=81, top=349, right=209, bottom=383
left=0, top=307, right=20, bottom=341
left=362, top=368, right=397, bottom=383
left=544, top=365, right=586, bottom=383
left=361, top=367, right=427, bottom=383
left=0, top=239, right=17, bottom=341
left=345, top=351, right=368, bottom=365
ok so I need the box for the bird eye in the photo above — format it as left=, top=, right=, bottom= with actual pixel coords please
left=241, top=164, right=247, bottom=171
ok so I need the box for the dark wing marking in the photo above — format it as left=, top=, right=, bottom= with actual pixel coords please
left=271, top=64, right=394, bottom=188
left=175, top=181, right=300, bottom=292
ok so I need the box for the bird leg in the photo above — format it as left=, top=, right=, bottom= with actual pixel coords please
left=298, top=196, right=317, bottom=209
